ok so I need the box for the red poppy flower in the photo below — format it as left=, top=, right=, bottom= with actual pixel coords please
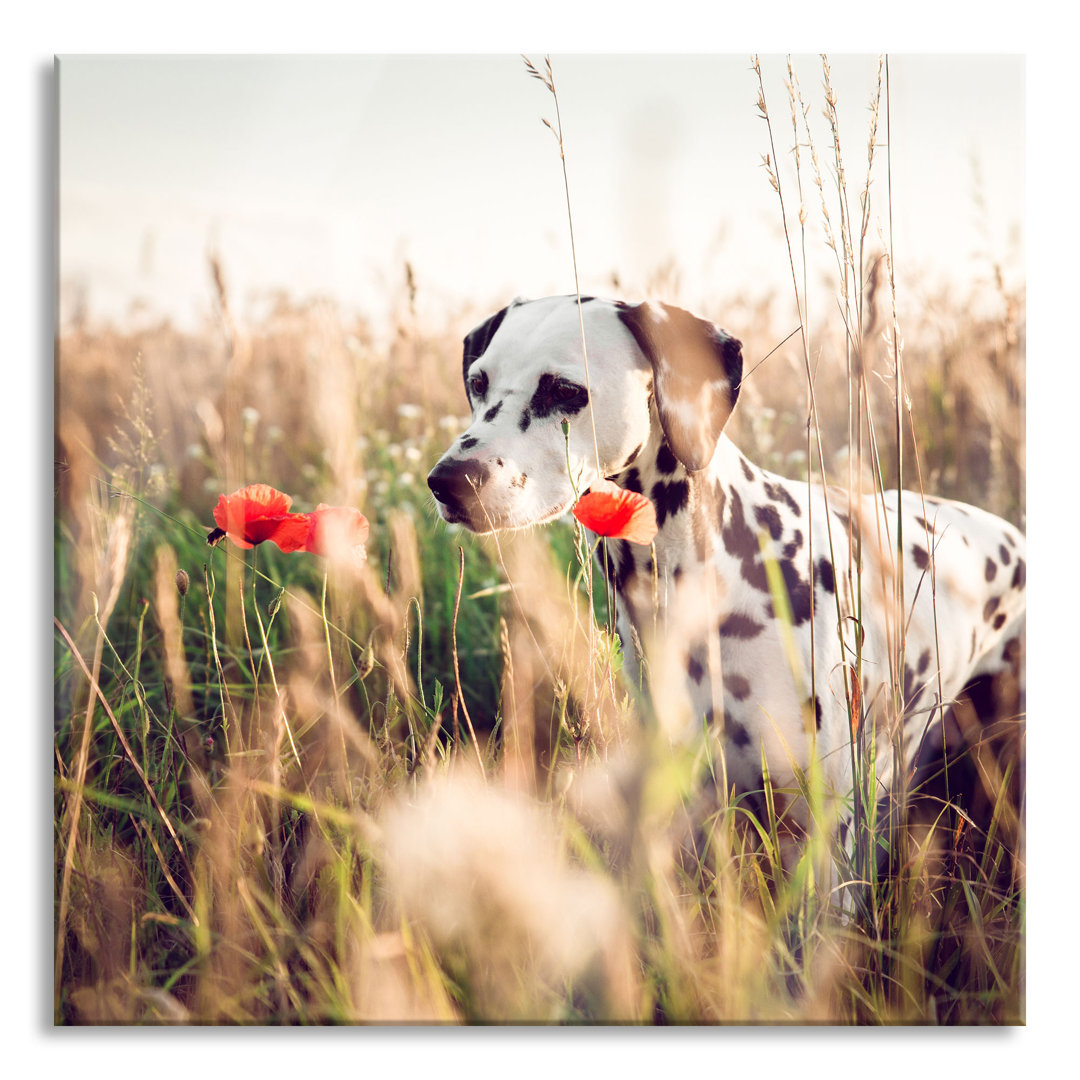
left=210, top=484, right=312, bottom=552
left=572, top=479, right=658, bottom=545
left=304, top=504, right=370, bottom=559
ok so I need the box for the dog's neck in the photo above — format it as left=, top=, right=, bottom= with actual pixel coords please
left=602, top=420, right=747, bottom=624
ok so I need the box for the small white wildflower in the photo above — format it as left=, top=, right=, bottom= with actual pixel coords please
left=387, top=443, right=403, bottom=461
left=438, top=415, right=461, bottom=432
left=397, top=403, right=422, bottom=421
left=241, top=406, right=260, bottom=427
left=404, top=446, right=422, bottom=464
left=267, top=425, right=283, bottom=442
left=398, top=472, right=415, bottom=487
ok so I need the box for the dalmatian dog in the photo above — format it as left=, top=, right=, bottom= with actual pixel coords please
left=427, top=295, right=1026, bottom=868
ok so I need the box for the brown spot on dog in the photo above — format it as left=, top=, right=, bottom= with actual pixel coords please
left=727, top=674, right=751, bottom=701
left=763, top=480, right=801, bottom=517
left=815, top=557, right=835, bottom=595
left=729, top=720, right=752, bottom=748
left=687, top=654, right=705, bottom=684
left=720, top=613, right=765, bottom=639
left=754, top=503, right=783, bottom=541
left=1011, top=558, right=1025, bottom=590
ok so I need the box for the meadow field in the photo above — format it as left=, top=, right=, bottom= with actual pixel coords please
left=53, top=57, right=1025, bottom=1024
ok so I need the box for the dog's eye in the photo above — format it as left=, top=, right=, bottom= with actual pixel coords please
left=554, top=380, right=583, bottom=402
left=469, top=372, right=488, bottom=398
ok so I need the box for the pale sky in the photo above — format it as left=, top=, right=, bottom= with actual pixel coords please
left=58, top=54, right=1024, bottom=336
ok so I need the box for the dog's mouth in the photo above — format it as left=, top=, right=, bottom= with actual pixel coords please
left=427, top=454, right=580, bottom=534
left=432, top=493, right=574, bottom=535
left=423, top=455, right=574, bottom=535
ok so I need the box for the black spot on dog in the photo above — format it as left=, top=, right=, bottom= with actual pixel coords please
left=985, top=557, right=997, bottom=582
left=999, top=544, right=1012, bottom=566
left=652, top=478, right=690, bottom=529
left=993, top=612, right=1007, bottom=630
left=519, top=408, right=531, bottom=433
left=656, top=439, right=679, bottom=475
left=495, top=458, right=504, bottom=468
left=1011, top=558, right=1025, bottom=589
left=687, top=655, right=705, bottom=684
left=528, top=373, right=589, bottom=420
left=729, top=721, right=751, bottom=748
left=779, top=559, right=813, bottom=625
left=912, top=545, right=929, bottom=571
left=781, top=530, right=803, bottom=559
left=720, top=613, right=765, bottom=639
left=483, top=400, right=503, bottom=424
left=983, top=596, right=1000, bottom=622
left=510, top=473, right=527, bottom=490
left=460, top=435, right=478, bottom=450
left=1002, top=636, right=1021, bottom=664
left=763, top=480, right=801, bottom=517
left=727, top=673, right=751, bottom=701
left=917, top=648, right=931, bottom=675
left=815, top=557, right=835, bottom=594
left=721, top=489, right=769, bottom=593
left=1003, top=532, right=1017, bottom=548
left=623, top=467, right=643, bottom=495
left=915, top=516, right=935, bottom=534
left=814, top=696, right=823, bottom=730
left=601, top=538, right=638, bottom=594
left=754, top=503, right=783, bottom=541
left=739, top=456, right=755, bottom=482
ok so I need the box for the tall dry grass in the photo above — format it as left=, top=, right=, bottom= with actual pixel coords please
left=53, top=55, right=1024, bottom=1025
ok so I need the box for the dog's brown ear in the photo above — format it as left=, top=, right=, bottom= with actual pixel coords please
left=616, top=301, right=742, bottom=472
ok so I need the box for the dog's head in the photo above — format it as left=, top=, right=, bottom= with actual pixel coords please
left=427, top=295, right=742, bottom=534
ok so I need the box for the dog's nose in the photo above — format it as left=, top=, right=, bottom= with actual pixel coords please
left=427, top=457, right=491, bottom=510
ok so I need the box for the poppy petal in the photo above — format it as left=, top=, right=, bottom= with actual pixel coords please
left=265, top=513, right=314, bottom=553
left=572, top=479, right=658, bottom=545
left=213, top=484, right=296, bottom=547
left=208, top=486, right=369, bottom=560
left=305, top=504, right=370, bottom=558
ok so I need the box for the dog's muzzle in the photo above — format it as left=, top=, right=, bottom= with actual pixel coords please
left=427, top=457, right=492, bottom=526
